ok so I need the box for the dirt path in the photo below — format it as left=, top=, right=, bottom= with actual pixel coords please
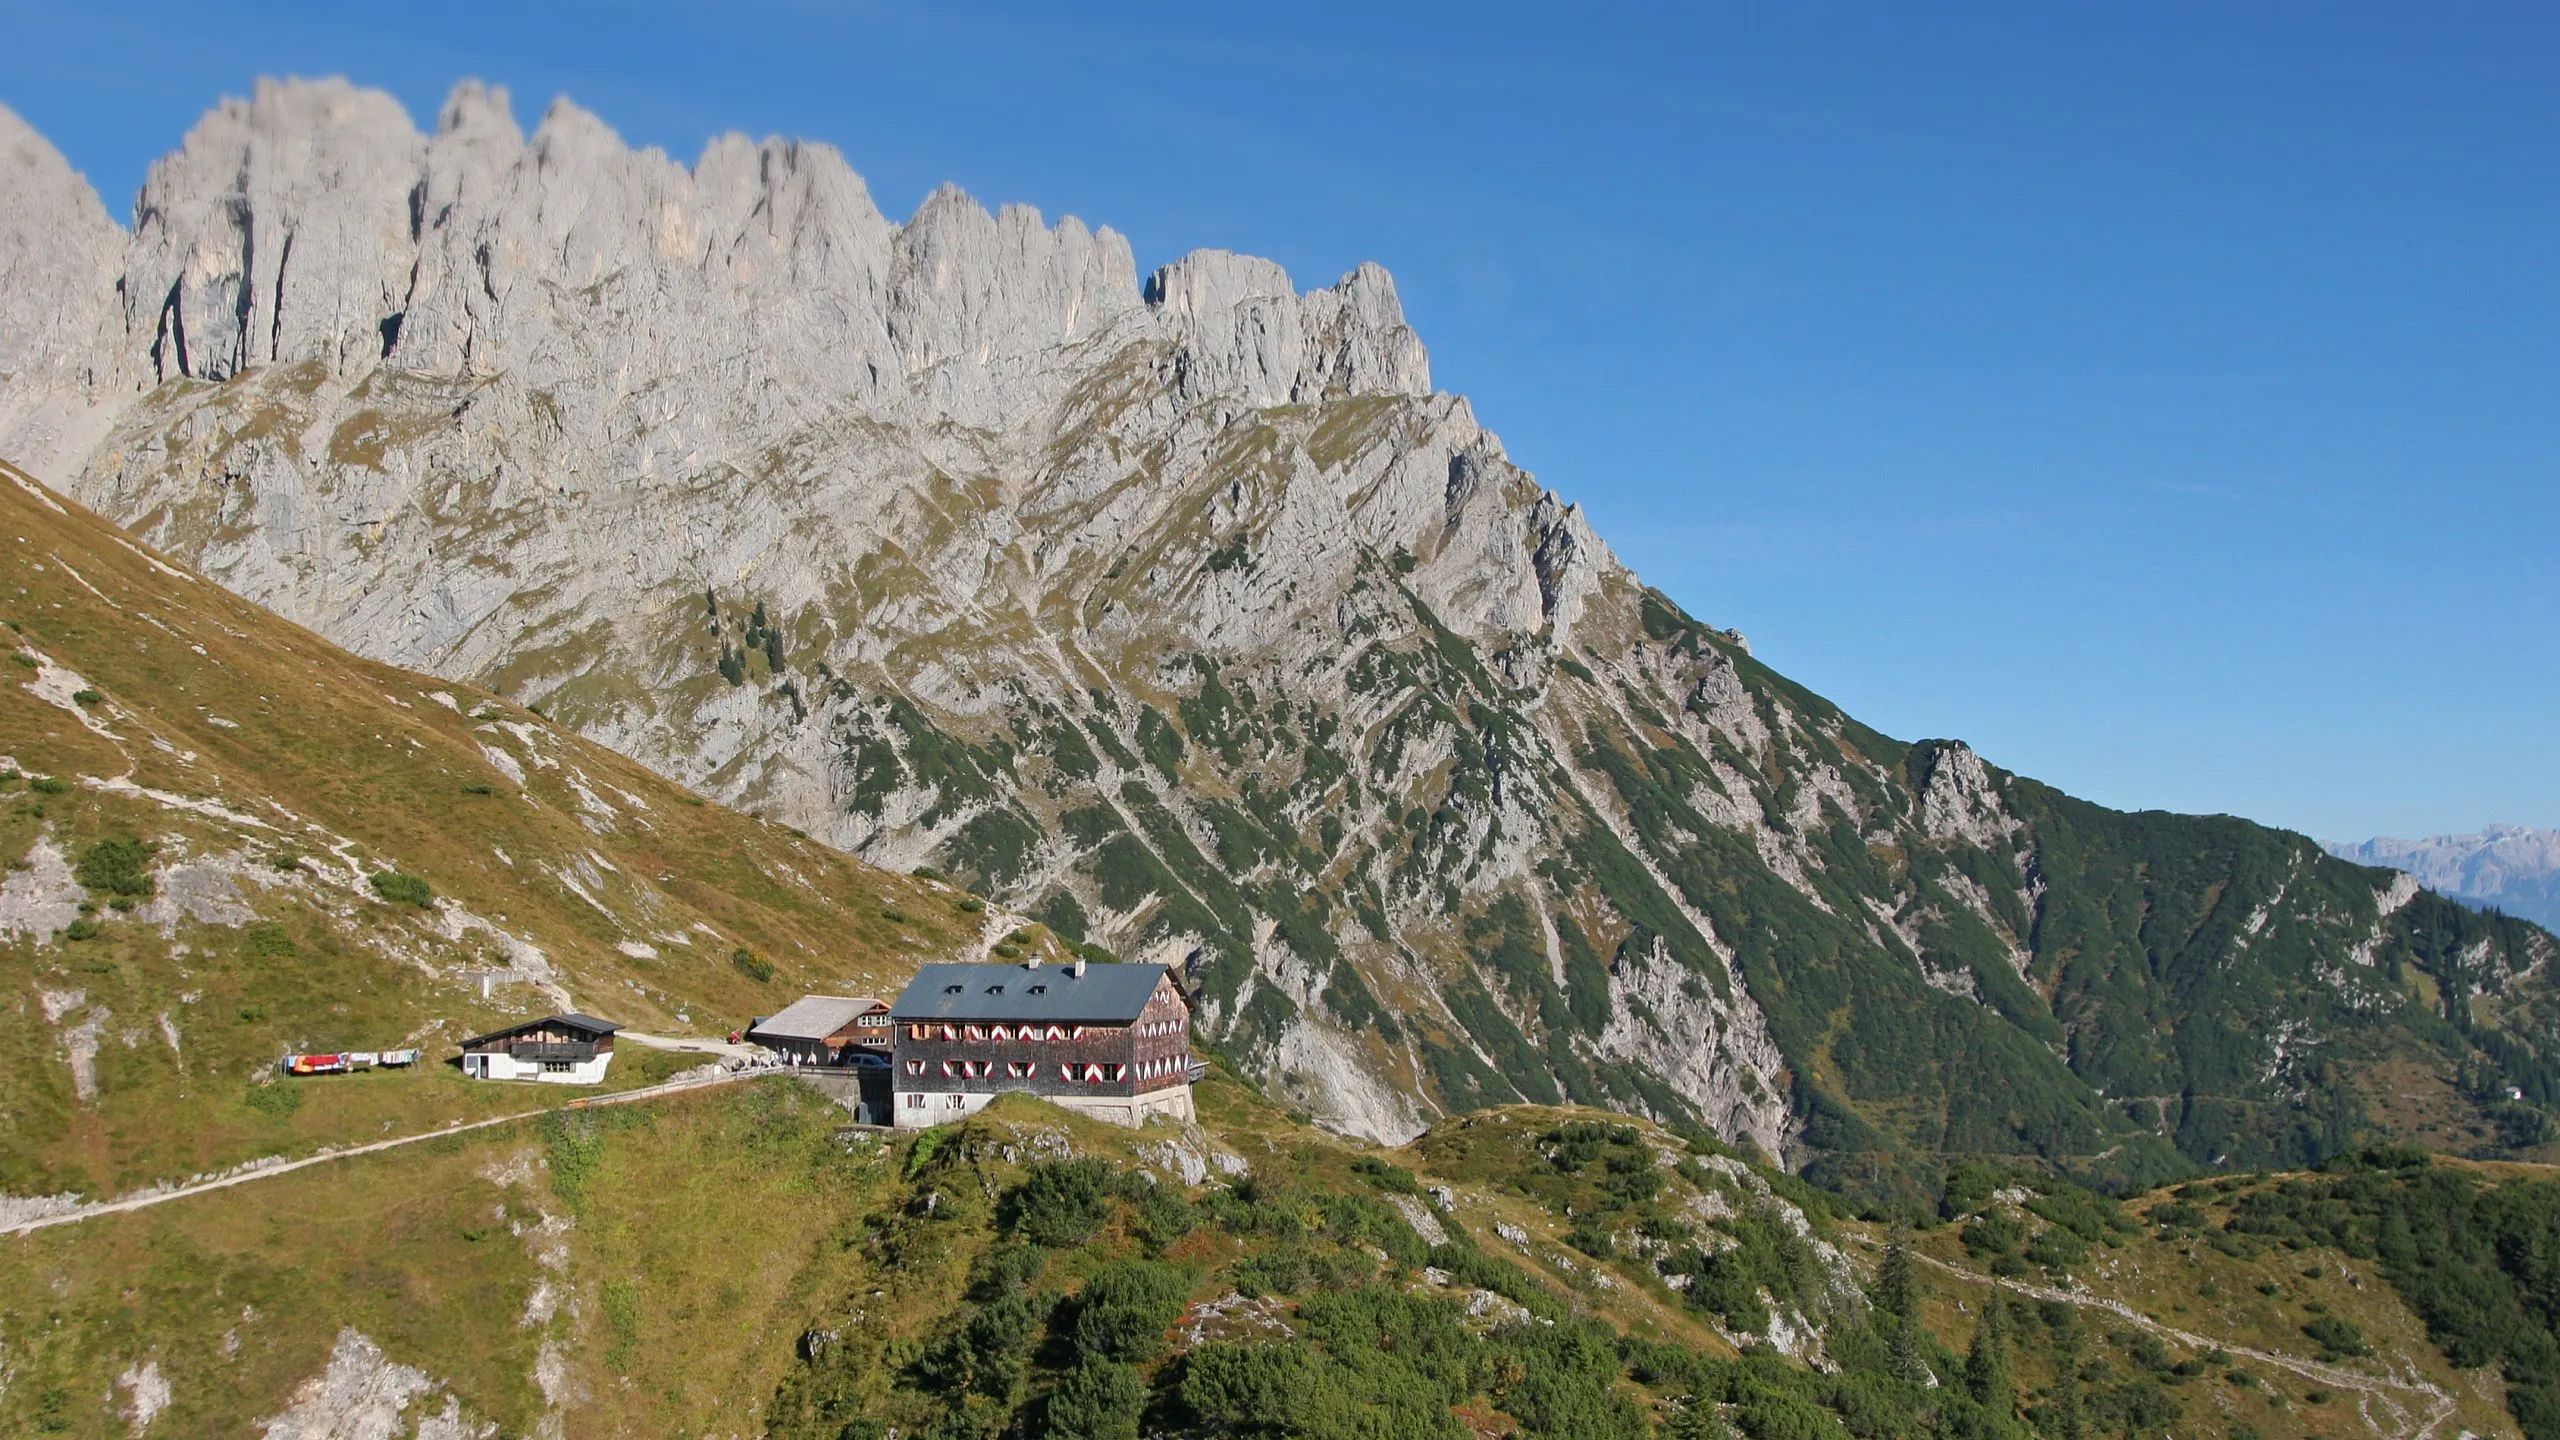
left=2, top=1066, right=756, bottom=1241
left=1883, top=1243, right=2459, bottom=1440
left=618, top=1029, right=761, bottom=1061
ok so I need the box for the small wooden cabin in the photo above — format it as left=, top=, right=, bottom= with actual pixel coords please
left=458, top=1013, right=619, bottom=1085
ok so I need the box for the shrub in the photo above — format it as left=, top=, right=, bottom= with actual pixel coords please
left=2026, top=1224, right=2089, bottom=1273
left=63, top=917, right=101, bottom=941
left=369, top=870, right=435, bottom=908
left=1351, top=1156, right=1421, bottom=1194
left=1043, top=1359, right=1146, bottom=1440
left=1960, top=1211, right=2026, bottom=1259
left=1001, top=1159, right=1117, bottom=1247
left=243, top=925, right=298, bottom=963
left=1068, top=1259, right=1190, bottom=1364
left=967, top=1243, right=1048, bottom=1302
left=731, top=947, right=776, bottom=983
left=914, top=1291, right=1048, bottom=1401
left=1566, top=1216, right=1617, bottom=1259
left=1176, top=1343, right=1315, bottom=1430
left=2150, top=1200, right=2207, bottom=1232
left=244, top=1082, right=303, bottom=1119
left=2302, top=1314, right=2368, bottom=1358
left=29, top=774, right=69, bottom=795
left=70, top=688, right=103, bottom=707
left=74, top=835, right=156, bottom=897
left=1128, top=1181, right=1198, bottom=1254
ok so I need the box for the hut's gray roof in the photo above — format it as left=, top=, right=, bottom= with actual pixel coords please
left=890, top=962, right=1171, bottom=1024
left=749, top=994, right=885, bottom=1043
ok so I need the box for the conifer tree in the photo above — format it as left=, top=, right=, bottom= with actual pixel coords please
left=1878, top=1226, right=1928, bottom=1385
left=1964, top=1297, right=2012, bottom=1414
left=2049, top=1308, right=2086, bottom=1440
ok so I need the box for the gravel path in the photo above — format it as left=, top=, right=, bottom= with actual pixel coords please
left=2, top=1065, right=755, bottom=1240
left=1877, top=1241, right=2460, bottom=1440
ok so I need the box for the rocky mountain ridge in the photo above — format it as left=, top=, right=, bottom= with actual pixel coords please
left=2328, top=825, right=2560, bottom=931
left=4, top=77, right=2555, bottom=1192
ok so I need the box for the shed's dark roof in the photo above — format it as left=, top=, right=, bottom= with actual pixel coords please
left=890, top=962, right=1172, bottom=1024
left=458, top=1012, right=621, bottom=1049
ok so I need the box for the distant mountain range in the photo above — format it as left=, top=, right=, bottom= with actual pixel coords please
left=2328, top=825, right=2560, bottom=930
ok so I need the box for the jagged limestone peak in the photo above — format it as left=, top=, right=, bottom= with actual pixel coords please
left=434, top=78, right=521, bottom=141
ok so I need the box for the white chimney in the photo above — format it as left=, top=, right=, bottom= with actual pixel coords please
left=1025, top=954, right=1041, bottom=969
left=1070, top=958, right=1087, bottom=978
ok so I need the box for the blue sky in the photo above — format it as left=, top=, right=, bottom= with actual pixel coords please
left=6, top=1, right=2554, bottom=841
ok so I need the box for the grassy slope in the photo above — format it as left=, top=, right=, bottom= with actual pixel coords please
left=0, top=1078, right=2520, bottom=1438
left=0, top=461, right=1007, bottom=1201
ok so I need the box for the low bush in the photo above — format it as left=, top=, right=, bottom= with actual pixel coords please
left=369, top=870, right=435, bottom=908
left=75, top=835, right=156, bottom=897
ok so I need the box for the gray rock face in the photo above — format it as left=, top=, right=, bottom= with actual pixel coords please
left=127, top=78, right=425, bottom=386
left=2329, top=825, right=2560, bottom=930
left=0, top=103, right=126, bottom=476
left=6, top=80, right=2551, bottom=1169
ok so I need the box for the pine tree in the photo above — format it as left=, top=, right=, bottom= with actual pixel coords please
left=2050, top=1310, right=2086, bottom=1440
left=1964, top=1297, right=2011, bottom=1414
left=1878, top=1226, right=1928, bottom=1385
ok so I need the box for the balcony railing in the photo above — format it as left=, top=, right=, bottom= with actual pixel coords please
left=508, top=1042, right=598, bottom=1063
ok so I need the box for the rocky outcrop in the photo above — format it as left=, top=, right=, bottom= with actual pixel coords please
left=1912, top=740, right=2019, bottom=849
left=258, top=1329, right=488, bottom=1440
left=1147, top=252, right=1428, bottom=405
